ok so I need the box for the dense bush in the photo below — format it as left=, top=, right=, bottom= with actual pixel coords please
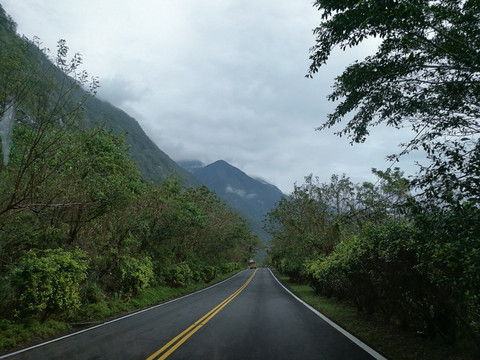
left=266, top=170, right=411, bottom=282
left=304, top=217, right=480, bottom=344
left=119, top=255, right=154, bottom=297
left=413, top=204, right=480, bottom=345
left=191, top=263, right=216, bottom=283
left=165, top=262, right=194, bottom=288
left=305, top=221, right=419, bottom=317
left=10, top=249, right=88, bottom=321
left=220, top=262, right=241, bottom=274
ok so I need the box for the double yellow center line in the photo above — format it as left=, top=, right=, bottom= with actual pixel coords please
left=146, top=269, right=258, bottom=360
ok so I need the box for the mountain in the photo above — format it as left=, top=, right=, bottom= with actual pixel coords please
left=179, top=160, right=286, bottom=243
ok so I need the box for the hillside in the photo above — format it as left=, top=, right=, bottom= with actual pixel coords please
left=0, top=6, right=199, bottom=187
left=82, top=96, right=200, bottom=187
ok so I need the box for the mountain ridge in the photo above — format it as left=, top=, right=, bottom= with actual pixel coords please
left=179, top=159, right=285, bottom=244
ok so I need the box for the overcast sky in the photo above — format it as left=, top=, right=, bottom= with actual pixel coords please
left=2, top=0, right=420, bottom=194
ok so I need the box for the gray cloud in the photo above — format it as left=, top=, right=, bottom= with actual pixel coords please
left=2, top=0, right=421, bottom=193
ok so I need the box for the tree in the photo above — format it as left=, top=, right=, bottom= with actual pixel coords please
left=0, top=38, right=99, bottom=217
left=355, top=167, right=411, bottom=223
left=265, top=174, right=359, bottom=280
left=308, top=0, right=480, bottom=206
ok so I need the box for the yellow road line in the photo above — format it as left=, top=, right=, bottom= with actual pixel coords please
left=146, top=269, right=258, bottom=360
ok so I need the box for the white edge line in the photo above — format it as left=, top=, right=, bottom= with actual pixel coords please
left=267, top=268, right=388, bottom=360
left=0, top=271, right=244, bottom=359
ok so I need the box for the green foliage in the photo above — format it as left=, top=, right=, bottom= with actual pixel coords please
left=304, top=216, right=479, bottom=344
left=0, top=319, right=71, bottom=351
left=76, top=128, right=144, bottom=211
left=412, top=203, right=480, bottom=343
left=308, top=0, right=480, bottom=207
left=220, top=262, right=240, bottom=274
left=10, top=249, right=88, bottom=320
left=305, top=221, right=420, bottom=316
left=191, top=263, right=216, bottom=283
left=119, top=255, right=154, bottom=297
left=166, top=262, right=194, bottom=288
left=266, top=171, right=411, bottom=281
left=298, top=1, right=480, bottom=350
left=265, top=174, right=355, bottom=280
left=0, top=125, right=144, bottom=268
left=270, top=172, right=479, bottom=350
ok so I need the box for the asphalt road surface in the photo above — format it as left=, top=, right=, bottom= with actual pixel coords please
left=2, top=268, right=386, bottom=360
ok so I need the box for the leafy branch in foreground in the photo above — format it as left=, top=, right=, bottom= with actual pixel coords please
left=308, top=0, right=480, bottom=206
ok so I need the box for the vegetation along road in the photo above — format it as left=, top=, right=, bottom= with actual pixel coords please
left=1, top=268, right=385, bottom=360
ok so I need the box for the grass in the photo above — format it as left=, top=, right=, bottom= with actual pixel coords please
left=275, top=273, right=478, bottom=360
left=0, top=270, right=240, bottom=356
left=0, top=319, right=71, bottom=351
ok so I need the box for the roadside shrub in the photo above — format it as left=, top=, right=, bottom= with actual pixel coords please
left=81, top=276, right=104, bottom=305
left=0, top=318, right=71, bottom=351
left=0, top=276, right=15, bottom=319
left=276, top=256, right=306, bottom=282
left=304, top=235, right=378, bottom=311
left=303, top=256, right=348, bottom=299
left=191, top=264, right=216, bottom=283
left=220, top=262, right=240, bottom=274
left=119, top=255, right=154, bottom=297
left=305, top=220, right=422, bottom=320
left=305, top=216, right=480, bottom=346
left=413, top=204, right=480, bottom=345
left=166, top=262, right=193, bottom=288
left=358, top=221, right=422, bottom=323
left=10, top=248, right=88, bottom=321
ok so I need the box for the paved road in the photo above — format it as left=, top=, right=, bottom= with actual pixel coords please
left=2, top=268, right=385, bottom=360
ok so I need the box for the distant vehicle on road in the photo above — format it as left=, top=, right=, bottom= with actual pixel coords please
left=248, top=259, right=257, bottom=269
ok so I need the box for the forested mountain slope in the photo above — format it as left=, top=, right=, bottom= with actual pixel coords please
left=82, top=96, right=200, bottom=186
